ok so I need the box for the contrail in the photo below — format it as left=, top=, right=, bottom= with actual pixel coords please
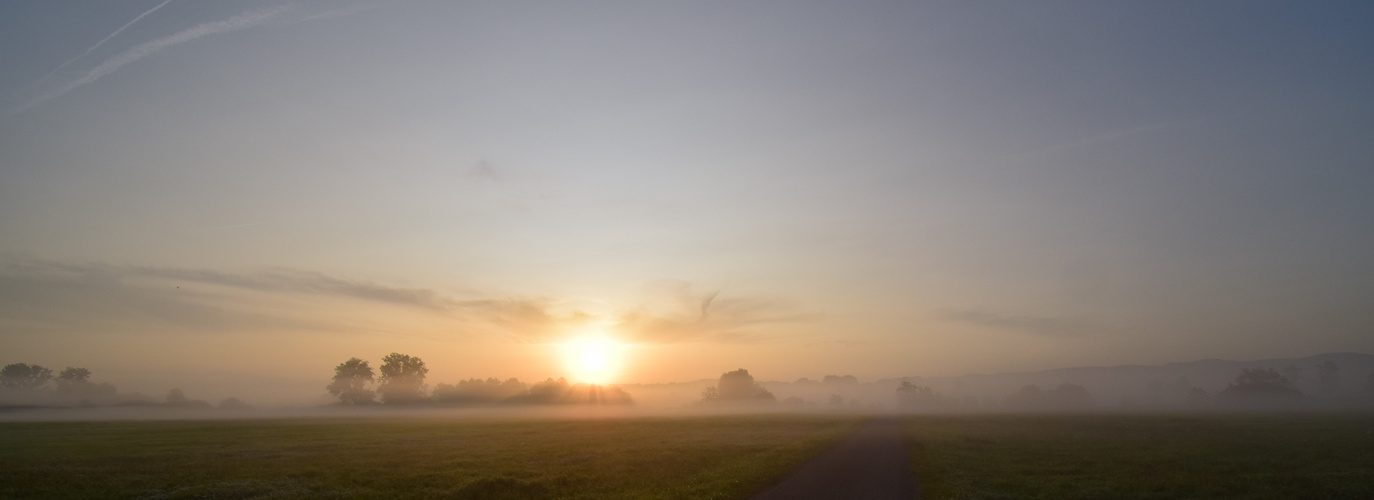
left=48, top=0, right=177, bottom=76
left=8, top=5, right=290, bottom=116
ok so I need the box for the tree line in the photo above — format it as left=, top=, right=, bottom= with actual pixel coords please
left=1, top=363, right=116, bottom=397
left=890, top=363, right=1372, bottom=412
left=1, top=362, right=248, bottom=409
left=326, top=353, right=633, bottom=406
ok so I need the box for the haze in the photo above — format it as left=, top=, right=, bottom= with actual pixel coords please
left=2, top=0, right=1372, bottom=405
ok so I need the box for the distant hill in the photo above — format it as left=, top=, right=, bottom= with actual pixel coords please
left=620, top=353, right=1374, bottom=410
left=871, top=352, right=1374, bottom=410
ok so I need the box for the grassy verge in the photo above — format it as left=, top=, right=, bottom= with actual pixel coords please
left=906, top=413, right=1374, bottom=500
left=0, top=414, right=861, bottom=499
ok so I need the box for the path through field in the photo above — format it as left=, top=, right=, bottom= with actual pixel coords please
left=753, top=418, right=919, bottom=500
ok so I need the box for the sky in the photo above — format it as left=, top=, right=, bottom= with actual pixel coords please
left=2, top=0, right=1373, bottom=403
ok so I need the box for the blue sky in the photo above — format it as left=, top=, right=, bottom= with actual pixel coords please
left=1, top=0, right=1372, bottom=399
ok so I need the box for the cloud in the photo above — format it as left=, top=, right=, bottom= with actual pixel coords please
left=0, top=259, right=813, bottom=344
left=0, top=258, right=518, bottom=340
left=0, top=259, right=364, bottom=336
left=45, top=0, right=177, bottom=77
left=937, top=307, right=1092, bottom=337
left=9, top=5, right=291, bottom=116
left=129, top=266, right=460, bottom=312
left=613, top=280, right=816, bottom=343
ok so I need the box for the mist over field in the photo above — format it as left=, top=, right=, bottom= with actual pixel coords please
left=1, top=0, right=1373, bottom=430
left=5, top=351, right=1373, bottom=423
left=5, top=2, right=1374, bottom=497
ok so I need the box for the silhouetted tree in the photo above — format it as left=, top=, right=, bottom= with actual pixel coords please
left=526, top=377, right=571, bottom=403
left=378, top=353, right=428, bottom=404
left=1219, top=368, right=1304, bottom=407
left=896, top=381, right=948, bottom=409
left=56, top=367, right=90, bottom=384
left=166, top=388, right=187, bottom=404
left=1047, top=383, right=1092, bottom=409
left=327, top=357, right=376, bottom=405
left=432, top=378, right=529, bottom=404
left=701, top=369, right=774, bottom=404
left=165, top=388, right=212, bottom=409
left=0, top=363, right=53, bottom=390
left=574, top=384, right=633, bottom=405
left=822, top=375, right=858, bottom=385
left=54, top=367, right=116, bottom=397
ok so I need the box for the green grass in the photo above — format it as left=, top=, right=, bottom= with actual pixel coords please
left=8, top=413, right=1374, bottom=499
left=0, top=414, right=860, bottom=499
left=906, top=413, right=1374, bottom=500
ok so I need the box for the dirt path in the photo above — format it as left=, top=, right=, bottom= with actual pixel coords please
left=752, top=418, right=920, bottom=500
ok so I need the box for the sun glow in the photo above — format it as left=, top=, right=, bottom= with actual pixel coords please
left=559, top=334, right=625, bottom=385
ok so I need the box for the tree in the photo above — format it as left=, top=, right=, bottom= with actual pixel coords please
left=327, top=357, right=376, bottom=405
left=432, top=378, right=529, bottom=404
left=56, top=367, right=90, bottom=393
left=719, top=369, right=775, bottom=402
left=378, top=353, right=428, bottom=404
left=57, top=367, right=91, bottom=383
left=0, top=363, right=54, bottom=390
left=896, top=381, right=947, bottom=408
left=1219, top=368, right=1304, bottom=407
left=166, top=388, right=187, bottom=404
left=165, top=388, right=211, bottom=409
left=822, top=375, right=858, bottom=385
left=698, top=369, right=774, bottom=404
left=54, top=367, right=116, bottom=397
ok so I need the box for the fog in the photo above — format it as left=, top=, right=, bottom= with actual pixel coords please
left=5, top=352, right=1372, bottom=423
left=3, top=2, right=1374, bottom=430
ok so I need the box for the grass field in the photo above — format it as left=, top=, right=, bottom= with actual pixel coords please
left=0, top=414, right=860, bottom=499
left=4, top=413, right=1374, bottom=499
left=907, top=413, right=1374, bottom=500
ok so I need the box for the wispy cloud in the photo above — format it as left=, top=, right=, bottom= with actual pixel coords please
left=613, top=280, right=816, bottom=343
left=46, top=0, right=177, bottom=77
left=0, top=259, right=813, bottom=344
left=938, top=307, right=1092, bottom=337
left=8, top=5, right=291, bottom=116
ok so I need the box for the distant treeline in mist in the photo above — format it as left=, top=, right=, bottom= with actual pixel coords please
left=669, top=353, right=1374, bottom=412
left=326, top=353, right=632, bottom=407
left=0, top=362, right=249, bottom=410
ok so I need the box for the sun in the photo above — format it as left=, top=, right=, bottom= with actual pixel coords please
left=559, top=334, right=625, bottom=385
